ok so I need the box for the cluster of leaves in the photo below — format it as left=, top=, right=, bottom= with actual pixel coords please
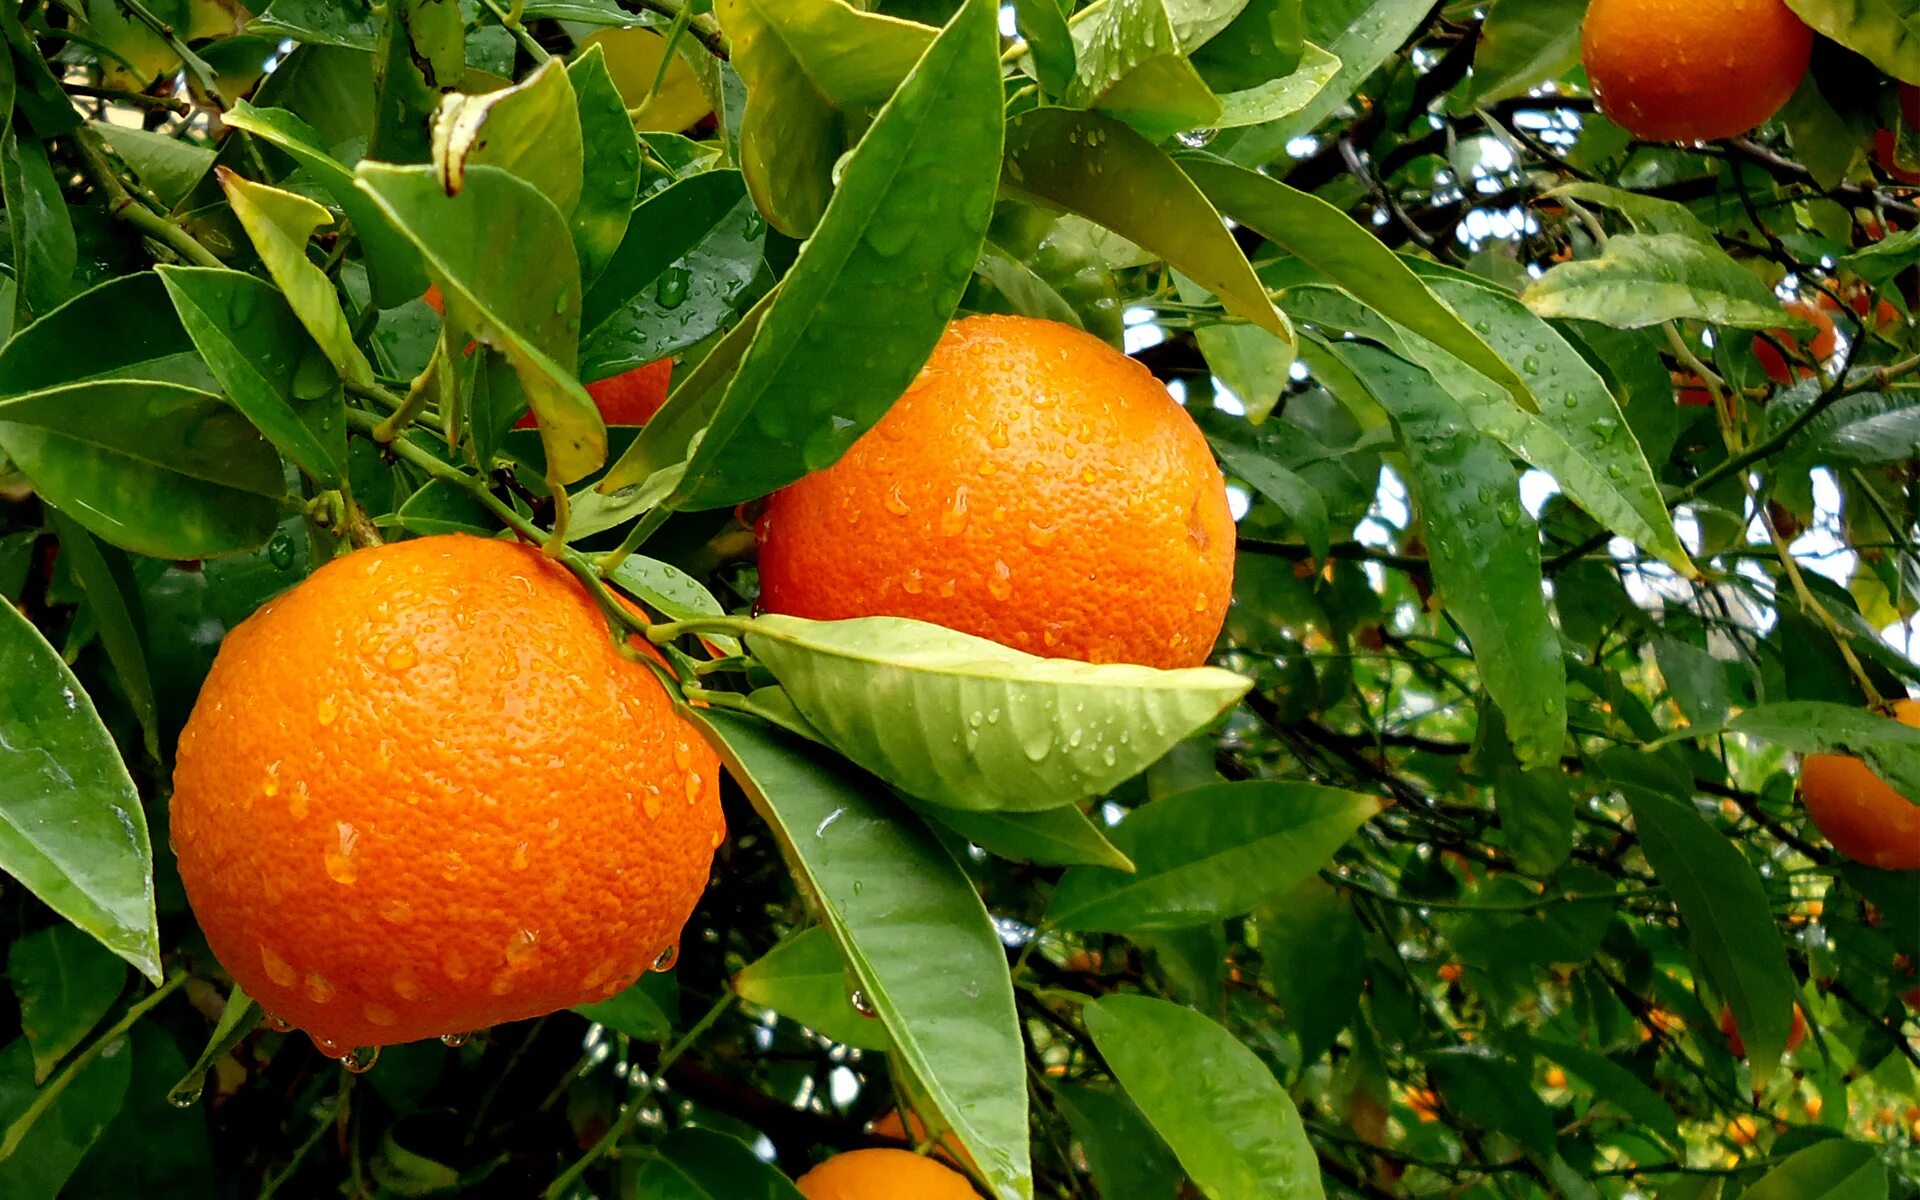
left=0, top=0, right=1917, bottom=1198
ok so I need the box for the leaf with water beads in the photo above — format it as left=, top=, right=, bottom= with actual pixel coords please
left=167, top=986, right=261, bottom=1109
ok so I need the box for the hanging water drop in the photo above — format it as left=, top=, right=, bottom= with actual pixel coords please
left=439, top=1031, right=473, bottom=1047
left=651, top=943, right=680, bottom=972
left=655, top=265, right=692, bottom=309
left=338, top=1045, right=381, bottom=1074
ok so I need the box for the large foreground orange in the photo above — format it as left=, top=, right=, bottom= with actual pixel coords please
left=1799, top=699, right=1920, bottom=870
left=755, top=315, right=1236, bottom=669
left=796, top=1149, right=977, bottom=1199
left=172, top=534, right=724, bottom=1050
left=1581, top=0, right=1811, bottom=143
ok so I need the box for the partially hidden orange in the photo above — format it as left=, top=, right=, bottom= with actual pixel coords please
left=795, top=1149, right=977, bottom=1200
left=1581, top=0, right=1812, bottom=143
left=755, top=315, right=1236, bottom=670
left=1753, top=300, right=1836, bottom=384
left=172, top=533, right=725, bottom=1050
left=1799, top=698, right=1920, bottom=870
left=1719, top=1001, right=1807, bottom=1058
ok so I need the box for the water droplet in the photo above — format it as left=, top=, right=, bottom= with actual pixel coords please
left=315, top=694, right=340, bottom=727
left=443, top=950, right=470, bottom=981
left=850, top=988, right=878, bottom=1018
left=684, top=772, right=703, bottom=804
left=439, top=1031, right=473, bottom=1047
left=267, top=533, right=295, bottom=570
left=987, top=559, right=1012, bottom=601
left=339, top=1045, right=380, bottom=1073
left=651, top=944, right=680, bottom=973
left=324, top=822, right=359, bottom=885
left=512, top=840, right=531, bottom=869
left=1521, top=356, right=1542, bottom=373
left=940, top=486, right=970, bottom=537
left=883, top=483, right=911, bottom=516
left=505, top=928, right=539, bottom=968
left=166, top=1079, right=204, bottom=1108
left=262, top=760, right=281, bottom=798
left=385, top=645, right=417, bottom=671
left=901, top=567, right=925, bottom=595
left=261, top=944, right=297, bottom=988
left=655, top=265, right=691, bottom=309
left=305, top=972, right=336, bottom=1004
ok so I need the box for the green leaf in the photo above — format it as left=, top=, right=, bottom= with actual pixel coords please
left=1047, top=781, right=1377, bottom=931
left=1180, top=157, right=1536, bottom=410
left=0, top=1036, right=133, bottom=1200
left=219, top=170, right=375, bottom=390
left=43, top=511, right=158, bottom=760
left=1729, top=702, right=1920, bottom=801
left=731, top=927, right=892, bottom=1050
left=0, top=601, right=159, bottom=980
left=157, top=266, right=347, bottom=488
left=743, top=613, right=1251, bottom=813
left=916, top=802, right=1137, bottom=871
left=91, top=123, right=215, bottom=209
left=674, top=0, right=1003, bottom=509
left=167, top=986, right=260, bottom=1111
left=568, top=45, right=642, bottom=287
left=1331, top=344, right=1566, bottom=767
left=1258, top=878, right=1363, bottom=1066
left=1743, top=1138, right=1887, bottom=1200
left=1525, top=1037, right=1681, bottom=1145
left=1522, top=233, right=1791, bottom=330
left=1064, top=0, right=1221, bottom=142
left=1543, top=182, right=1716, bottom=241
left=572, top=981, right=674, bottom=1042
left=1620, top=784, right=1797, bottom=1087
left=718, top=0, right=936, bottom=237
left=1212, top=440, right=1329, bottom=560
left=1495, top=764, right=1575, bottom=877
left=0, top=269, right=209, bottom=399
left=222, top=102, right=427, bottom=309
left=694, top=710, right=1031, bottom=1200
left=1050, top=1083, right=1184, bottom=1200
left=1211, top=42, right=1341, bottom=128
left=431, top=57, right=582, bottom=219
left=66, top=1024, right=211, bottom=1196
left=1423, top=1048, right=1556, bottom=1157
left=1467, top=0, right=1589, bottom=104
left=1783, top=0, right=1920, bottom=83
left=356, top=163, right=607, bottom=485
left=1083, top=994, right=1322, bottom=1200
left=1004, top=110, right=1288, bottom=343
left=370, top=0, right=465, bottom=164
left=7, top=926, right=125, bottom=1084
left=580, top=169, right=764, bottom=381
left=629, top=1129, right=810, bottom=1200
left=248, top=0, right=377, bottom=49
left=1653, top=638, right=1734, bottom=728
left=1013, top=0, right=1076, bottom=95
left=2, top=122, right=76, bottom=321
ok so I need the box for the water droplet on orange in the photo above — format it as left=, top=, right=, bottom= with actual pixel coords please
left=323, top=821, right=359, bottom=885
left=443, top=950, right=469, bottom=981
left=315, top=694, right=340, bottom=726
left=901, top=568, right=925, bottom=595
left=363, top=1003, right=399, bottom=1028
left=883, top=483, right=911, bottom=516
left=940, top=486, right=970, bottom=536
left=512, top=841, right=530, bottom=870
left=260, top=944, right=297, bottom=987
left=392, top=967, right=425, bottom=1001
left=988, top=559, right=1013, bottom=601
left=505, top=928, right=539, bottom=967
left=305, top=972, right=336, bottom=1004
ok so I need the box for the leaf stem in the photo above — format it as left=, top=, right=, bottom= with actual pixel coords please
left=474, top=0, right=549, bottom=63
left=630, top=0, right=728, bottom=60
left=73, top=127, right=224, bottom=269
left=114, top=0, right=229, bottom=107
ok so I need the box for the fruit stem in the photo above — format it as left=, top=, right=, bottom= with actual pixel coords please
left=594, top=506, right=672, bottom=576
left=0, top=971, right=187, bottom=1162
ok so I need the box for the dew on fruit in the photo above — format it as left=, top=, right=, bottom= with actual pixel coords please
left=324, top=821, right=360, bottom=885
left=305, top=972, right=336, bottom=1004
left=363, top=1001, right=400, bottom=1027
left=261, top=944, right=297, bottom=988
left=883, top=483, right=911, bottom=516
left=987, top=559, right=1013, bottom=600
left=512, top=840, right=531, bottom=868
left=940, top=485, right=970, bottom=536
left=651, top=943, right=679, bottom=972
left=264, top=1012, right=295, bottom=1033
left=439, top=1031, right=473, bottom=1047
left=315, top=694, right=340, bottom=727
left=505, top=927, right=540, bottom=967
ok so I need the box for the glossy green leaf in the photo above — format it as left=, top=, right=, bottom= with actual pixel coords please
left=917, top=802, right=1136, bottom=871
left=0, top=601, right=159, bottom=981
left=431, top=57, right=582, bottom=218
left=67, top=1025, right=211, bottom=1195
left=0, top=274, right=208, bottom=393
left=732, top=927, right=892, bottom=1049
left=1083, top=994, right=1322, bottom=1200
left=1212, top=440, right=1329, bottom=560
left=1051, top=1083, right=1184, bottom=1200
left=1495, top=763, right=1575, bottom=877
left=1744, top=1138, right=1887, bottom=1200
left=568, top=45, right=642, bottom=287
left=1467, top=0, right=1588, bottom=104
left=1620, top=784, right=1797, bottom=1087
left=694, top=710, right=1031, bottom=1200
left=222, top=102, right=427, bottom=308
left=1784, top=0, right=1920, bottom=83
left=719, top=0, right=936, bottom=236
left=1332, top=343, right=1566, bottom=767
left=572, top=981, right=674, bottom=1042
left=166, top=986, right=260, bottom=1111
left=2, top=123, right=75, bottom=321
left=7, top=925, right=125, bottom=1084
left=1004, top=110, right=1287, bottom=342
left=1523, top=233, right=1791, bottom=330
left=91, top=123, right=215, bottom=209
left=1181, top=156, right=1535, bottom=409
left=43, top=511, right=158, bottom=759
left=356, top=163, right=607, bottom=485
left=1729, top=702, right=1920, bottom=801
left=1064, top=0, right=1220, bottom=142
left=1545, top=182, right=1717, bottom=241
left=1654, top=638, right=1734, bottom=728
left=1013, top=0, right=1076, bottom=95
left=249, top=0, right=377, bottom=49
left=370, top=0, right=464, bottom=164
left=157, top=266, right=346, bottom=488
left=1048, top=781, right=1375, bottom=931
left=744, top=613, right=1252, bottom=813
left=1258, top=878, right=1363, bottom=1066
left=0, top=1036, right=132, bottom=1200
left=580, top=170, right=764, bottom=382
left=1526, top=1038, right=1680, bottom=1145
left=219, top=170, right=375, bottom=390
left=1212, top=42, right=1341, bottom=127
left=629, top=1129, right=809, bottom=1200
left=1423, top=1048, right=1555, bottom=1156
left=675, top=0, right=1002, bottom=509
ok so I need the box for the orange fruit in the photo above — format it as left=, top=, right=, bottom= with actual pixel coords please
left=1718, top=1002, right=1807, bottom=1058
left=171, top=534, right=725, bottom=1050
left=1817, top=286, right=1902, bottom=334
left=1876, top=129, right=1920, bottom=185
left=1753, top=301, right=1837, bottom=384
left=1672, top=372, right=1716, bottom=407
left=795, top=1149, right=976, bottom=1199
left=1799, top=699, right=1920, bottom=870
left=1581, top=0, right=1811, bottom=143
left=755, top=315, right=1235, bottom=669
left=1544, top=1066, right=1568, bottom=1089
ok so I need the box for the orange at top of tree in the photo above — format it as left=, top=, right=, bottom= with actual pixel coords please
left=795, top=1149, right=978, bottom=1199
left=755, top=314, right=1236, bottom=670
left=1798, top=698, right=1920, bottom=870
left=1753, top=300, right=1837, bottom=384
left=1580, top=0, right=1812, bottom=143
left=1817, top=284, right=1903, bottom=334
left=170, top=534, right=725, bottom=1051
left=1718, top=1001, right=1808, bottom=1059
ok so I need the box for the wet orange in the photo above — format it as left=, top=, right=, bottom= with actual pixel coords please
left=1581, top=0, right=1812, bottom=142
left=795, top=1149, right=977, bottom=1199
left=1754, top=300, right=1837, bottom=384
left=172, top=534, right=724, bottom=1050
left=755, top=315, right=1235, bottom=669
left=1799, top=699, right=1920, bottom=870
left=1719, top=1002, right=1807, bottom=1058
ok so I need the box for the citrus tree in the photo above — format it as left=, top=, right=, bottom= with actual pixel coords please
left=1, top=0, right=1918, bottom=1197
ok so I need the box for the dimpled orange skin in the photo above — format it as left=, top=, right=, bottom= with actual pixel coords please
left=515, top=359, right=674, bottom=429
left=796, top=1149, right=979, bottom=1200
left=755, top=315, right=1236, bottom=669
left=1581, top=0, right=1812, bottom=143
left=1799, top=699, right=1920, bottom=871
left=171, top=534, right=725, bottom=1050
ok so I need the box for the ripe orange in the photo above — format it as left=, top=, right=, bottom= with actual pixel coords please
left=795, top=1149, right=977, bottom=1199
left=1673, top=372, right=1715, bottom=407
left=755, top=315, right=1236, bottom=669
left=1753, top=301, right=1837, bottom=384
left=1817, top=286, right=1902, bottom=334
left=1580, top=0, right=1812, bottom=143
left=1719, top=1002, right=1807, bottom=1059
left=1799, top=698, right=1920, bottom=870
left=1876, top=129, right=1920, bottom=186
left=171, top=534, right=724, bottom=1050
